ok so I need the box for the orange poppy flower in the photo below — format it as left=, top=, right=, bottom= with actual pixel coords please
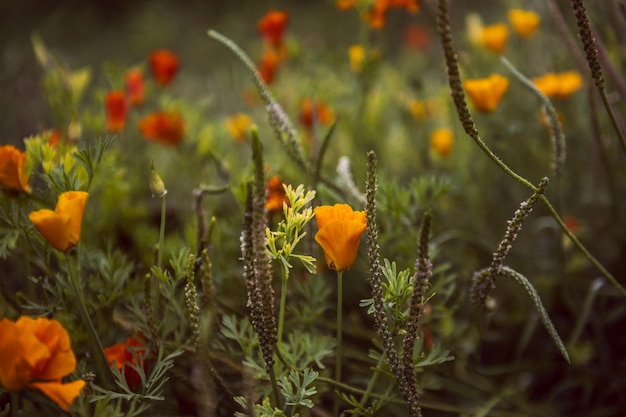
left=480, top=23, right=509, bottom=54
left=258, top=10, right=289, bottom=46
left=265, top=175, right=289, bottom=212
left=125, top=69, right=145, bottom=106
left=105, top=91, right=127, bottom=132
left=0, top=316, right=85, bottom=411
left=314, top=204, right=367, bottom=271
left=363, top=0, right=389, bottom=30
left=139, top=111, right=185, bottom=146
left=430, top=128, right=454, bottom=158
left=532, top=71, right=583, bottom=99
left=104, top=335, right=147, bottom=391
left=48, top=129, right=62, bottom=147
left=225, top=113, right=253, bottom=142
left=508, top=9, right=540, bottom=39
left=29, top=191, right=88, bottom=252
left=404, top=24, right=430, bottom=50
left=258, top=49, right=281, bottom=85
left=299, top=98, right=335, bottom=130
left=0, top=145, right=31, bottom=193
left=463, top=74, right=509, bottom=113
left=149, top=49, right=179, bottom=87
left=336, top=0, right=357, bottom=9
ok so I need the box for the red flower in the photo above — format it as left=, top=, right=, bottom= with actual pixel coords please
left=139, top=111, right=185, bottom=146
left=149, top=50, right=179, bottom=87
left=104, top=335, right=147, bottom=391
left=404, top=24, right=430, bottom=50
left=299, top=98, right=335, bottom=131
left=125, top=69, right=145, bottom=106
left=105, top=91, right=128, bottom=132
left=258, top=49, right=281, bottom=85
left=265, top=175, right=289, bottom=212
left=258, top=11, right=289, bottom=46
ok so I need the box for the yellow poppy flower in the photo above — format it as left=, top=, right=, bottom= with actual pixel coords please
left=29, top=191, right=89, bottom=252
left=0, top=145, right=31, bottom=193
left=225, top=113, right=253, bottom=142
left=480, top=23, right=509, bottom=54
left=463, top=74, right=510, bottom=113
left=0, top=317, right=85, bottom=411
left=508, top=9, right=540, bottom=38
left=314, top=204, right=367, bottom=272
left=533, top=71, right=583, bottom=99
left=349, top=44, right=365, bottom=73
left=430, top=128, right=454, bottom=158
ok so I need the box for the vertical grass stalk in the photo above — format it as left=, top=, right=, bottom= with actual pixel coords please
left=333, top=269, right=344, bottom=416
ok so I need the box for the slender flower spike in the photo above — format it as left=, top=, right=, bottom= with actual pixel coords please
left=149, top=49, right=179, bottom=87
left=105, top=91, right=128, bottom=132
left=314, top=204, right=367, bottom=271
left=0, top=145, right=31, bottom=193
left=508, top=9, right=540, bottom=38
left=430, top=128, right=454, bottom=157
left=29, top=191, right=88, bottom=252
left=226, top=113, right=253, bottom=142
left=463, top=74, right=510, bottom=113
left=532, top=71, right=583, bottom=99
left=0, top=316, right=86, bottom=411
left=139, top=111, right=185, bottom=146
left=125, top=69, right=145, bottom=106
left=104, top=335, right=147, bottom=392
left=480, top=23, right=509, bottom=53
left=257, top=10, right=289, bottom=46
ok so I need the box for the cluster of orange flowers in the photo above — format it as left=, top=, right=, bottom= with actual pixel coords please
left=474, top=8, right=541, bottom=54
left=257, top=10, right=289, bottom=85
left=298, top=98, right=335, bottom=133
left=338, top=0, right=419, bottom=30
left=0, top=317, right=86, bottom=411
left=105, top=49, right=185, bottom=146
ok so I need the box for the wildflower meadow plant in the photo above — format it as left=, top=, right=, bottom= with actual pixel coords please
left=1, top=1, right=626, bottom=416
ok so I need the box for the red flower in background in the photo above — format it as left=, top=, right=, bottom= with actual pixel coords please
left=105, top=91, right=128, bottom=132
left=104, top=335, right=147, bottom=391
left=48, top=129, right=62, bottom=147
left=257, top=11, right=289, bottom=46
left=265, top=175, right=289, bottom=212
left=299, top=98, right=335, bottom=131
left=139, top=111, right=185, bottom=146
left=125, top=69, right=145, bottom=106
left=404, top=24, right=430, bottom=50
left=149, top=50, right=179, bottom=87
left=258, top=49, right=281, bottom=85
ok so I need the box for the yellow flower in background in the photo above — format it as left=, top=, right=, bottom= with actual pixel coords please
left=29, top=191, right=88, bottom=252
left=226, top=113, right=253, bottom=142
left=463, top=74, right=510, bottom=112
left=480, top=23, right=509, bottom=54
left=508, top=9, right=540, bottom=38
left=0, top=316, right=85, bottom=411
left=349, top=44, right=365, bottom=73
left=430, top=128, right=454, bottom=158
left=0, top=145, right=31, bottom=193
left=532, top=71, right=583, bottom=99
left=406, top=98, right=436, bottom=122
left=314, top=204, right=367, bottom=271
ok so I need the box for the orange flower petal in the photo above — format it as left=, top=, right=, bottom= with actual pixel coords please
left=480, top=23, right=509, bottom=54
left=0, top=145, right=31, bottom=193
left=30, top=380, right=86, bottom=411
left=508, top=9, right=540, bottom=39
left=257, top=11, right=289, bottom=45
left=150, top=50, right=179, bottom=87
left=139, top=111, right=185, bottom=146
left=28, top=210, right=73, bottom=252
left=125, top=69, right=145, bottom=106
left=105, top=91, right=128, bottom=132
left=226, top=113, right=253, bottom=142
left=430, top=128, right=454, bottom=158
left=463, top=74, right=509, bottom=113
left=315, top=219, right=367, bottom=271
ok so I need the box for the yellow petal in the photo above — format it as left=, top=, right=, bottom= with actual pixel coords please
left=29, top=209, right=73, bottom=252
left=30, top=380, right=86, bottom=411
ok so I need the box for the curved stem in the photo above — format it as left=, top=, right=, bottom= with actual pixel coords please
left=358, top=353, right=385, bottom=408
left=65, top=253, right=113, bottom=389
left=157, top=195, right=166, bottom=269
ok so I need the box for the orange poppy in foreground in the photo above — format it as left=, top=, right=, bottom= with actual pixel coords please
left=29, top=191, right=88, bottom=252
left=139, top=111, right=185, bottom=146
left=257, top=10, right=289, bottom=46
left=314, top=204, right=367, bottom=271
left=105, top=91, right=128, bottom=132
left=0, top=145, right=31, bottom=193
left=104, top=335, right=148, bottom=392
left=149, top=49, right=179, bottom=87
left=0, top=317, right=85, bottom=411
left=463, top=74, right=509, bottom=113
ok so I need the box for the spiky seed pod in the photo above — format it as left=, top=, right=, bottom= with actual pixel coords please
left=570, top=0, right=604, bottom=89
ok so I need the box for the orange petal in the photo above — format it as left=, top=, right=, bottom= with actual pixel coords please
left=55, top=191, right=88, bottom=246
left=315, top=219, right=367, bottom=271
left=30, top=380, right=86, bottom=411
left=150, top=50, right=179, bottom=87
left=28, top=209, right=73, bottom=252
left=0, top=145, right=31, bottom=193
left=0, top=319, right=49, bottom=391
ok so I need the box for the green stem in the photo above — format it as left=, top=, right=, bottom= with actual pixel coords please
left=277, top=271, right=288, bottom=342
left=269, top=365, right=281, bottom=409
left=358, top=353, right=385, bottom=408
left=568, top=277, right=604, bottom=345
left=157, top=195, right=166, bottom=269
left=11, top=392, right=18, bottom=417
left=333, top=270, right=344, bottom=416
left=598, top=88, right=626, bottom=156
left=65, top=253, right=113, bottom=389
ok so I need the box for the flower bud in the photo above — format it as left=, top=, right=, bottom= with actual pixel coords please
left=149, top=160, right=167, bottom=198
